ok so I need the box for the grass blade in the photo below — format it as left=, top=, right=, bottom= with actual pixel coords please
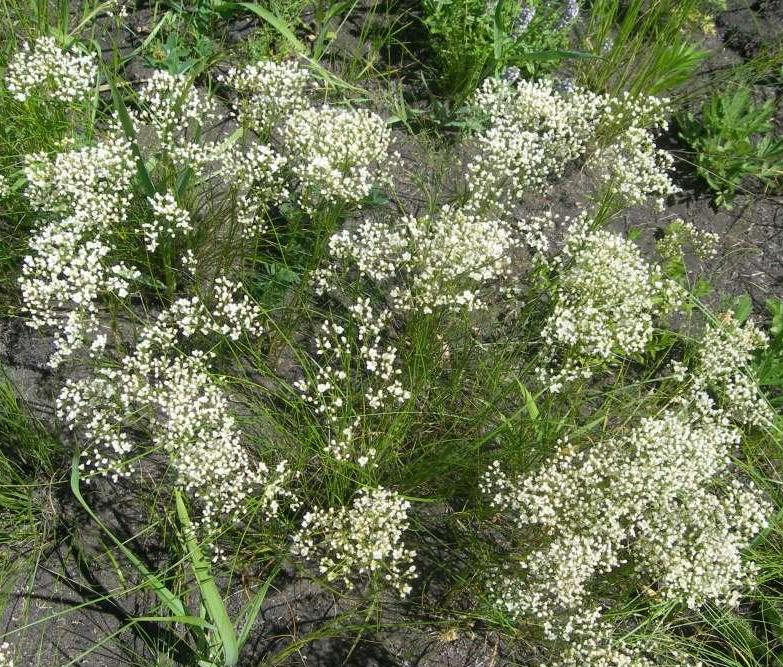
left=69, top=455, right=186, bottom=617
left=175, top=491, right=239, bottom=666
left=237, top=563, right=281, bottom=649
left=133, top=615, right=215, bottom=629
left=232, top=2, right=306, bottom=54
left=108, top=75, right=156, bottom=198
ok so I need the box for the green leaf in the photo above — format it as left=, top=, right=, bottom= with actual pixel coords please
left=70, top=455, right=186, bottom=618
left=517, top=379, right=539, bottom=422
left=731, top=294, right=753, bottom=323
left=492, top=0, right=506, bottom=66
left=766, top=298, right=783, bottom=337
left=759, top=594, right=783, bottom=646
left=692, top=277, right=713, bottom=299
left=642, top=41, right=709, bottom=95
left=237, top=564, right=282, bottom=649
left=312, top=1, right=349, bottom=59
left=230, top=3, right=306, bottom=54
left=175, top=491, right=239, bottom=667
left=108, top=76, right=156, bottom=198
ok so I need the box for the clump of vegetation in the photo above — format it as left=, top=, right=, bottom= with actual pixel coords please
left=678, top=87, right=783, bottom=207
left=422, top=0, right=579, bottom=99
left=0, top=1, right=782, bottom=666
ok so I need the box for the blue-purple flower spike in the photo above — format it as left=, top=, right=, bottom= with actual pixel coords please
left=558, top=0, right=579, bottom=28
left=511, top=5, right=536, bottom=37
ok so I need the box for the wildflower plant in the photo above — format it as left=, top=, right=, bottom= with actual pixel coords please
left=538, top=220, right=682, bottom=391
left=221, top=60, right=311, bottom=136
left=2, top=24, right=781, bottom=667
left=677, top=86, right=783, bottom=207
left=320, top=205, right=515, bottom=314
left=656, top=217, right=719, bottom=263
left=280, top=105, right=392, bottom=212
left=134, top=69, right=219, bottom=173
left=467, top=77, right=677, bottom=214
left=292, top=486, right=417, bottom=597
left=4, top=36, right=97, bottom=103
left=294, top=304, right=409, bottom=467
left=56, top=277, right=294, bottom=528
left=20, top=134, right=138, bottom=367
left=482, top=398, right=771, bottom=655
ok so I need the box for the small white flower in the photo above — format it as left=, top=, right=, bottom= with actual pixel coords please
left=292, top=487, right=416, bottom=597
left=0, top=641, right=14, bottom=667
left=280, top=105, right=391, bottom=211
left=5, top=37, right=97, bottom=103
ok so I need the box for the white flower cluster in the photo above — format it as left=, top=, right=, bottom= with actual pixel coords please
left=221, top=60, right=311, bottom=133
left=280, top=106, right=391, bottom=211
left=57, top=280, right=287, bottom=526
left=554, top=635, right=654, bottom=667
left=0, top=174, right=9, bottom=199
left=222, top=60, right=392, bottom=212
left=292, top=487, right=417, bottom=597
left=134, top=71, right=289, bottom=241
left=209, top=276, right=266, bottom=339
left=656, top=217, right=720, bottom=261
left=219, top=142, right=288, bottom=198
left=323, top=204, right=515, bottom=313
left=467, top=78, right=675, bottom=213
left=4, top=36, right=97, bottom=103
left=0, top=642, right=13, bottom=667
left=551, top=628, right=703, bottom=667
left=314, top=82, right=673, bottom=321
left=294, top=301, right=408, bottom=465
left=515, top=210, right=556, bottom=257
left=20, top=136, right=138, bottom=367
left=23, top=137, right=133, bottom=222
left=233, top=191, right=268, bottom=239
left=295, top=319, right=349, bottom=423
left=468, top=78, right=605, bottom=211
left=587, top=126, right=679, bottom=210
left=690, top=313, right=774, bottom=428
left=539, top=220, right=680, bottom=391
left=136, top=70, right=291, bottom=239
left=482, top=403, right=769, bottom=649
left=136, top=70, right=218, bottom=167
left=219, top=143, right=289, bottom=240
left=144, top=191, right=193, bottom=252
left=104, top=0, right=131, bottom=18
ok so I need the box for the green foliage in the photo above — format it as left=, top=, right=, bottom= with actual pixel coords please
left=678, top=88, right=783, bottom=207
left=237, top=0, right=310, bottom=58
left=67, top=457, right=283, bottom=666
left=0, top=369, right=56, bottom=525
left=577, top=0, right=708, bottom=96
left=421, top=0, right=578, bottom=100
left=144, top=28, right=218, bottom=74
left=0, top=368, right=58, bottom=619
left=155, top=0, right=313, bottom=62
left=1, top=0, right=783, bottom=665
left=755, top=298, right=783, bottom=410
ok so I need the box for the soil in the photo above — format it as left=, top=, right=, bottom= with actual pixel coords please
left=660, top=0, right=783, bottom=310
left=1, top=0, right=783, bottom=665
